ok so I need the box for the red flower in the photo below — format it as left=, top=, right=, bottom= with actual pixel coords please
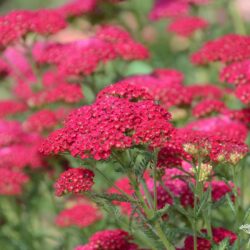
left=236, top=84, right=250, bottom=105
left=75, top=229, right=139, bottom=250
left=191, top=34, right=250, bottom=65
left=55, top=202, right=101, bottom=228
left=168, top=16, right=208, bottom=37
left=192, top=99, right=226, bottom=118
left=40, top=92, right=174, bottom=160
left=0, top=168, right=29, bottom=195
left=57, top=0, right=96, bottom=18
left=54, top=168, right=94, bottom=196
left=220, top=59, right=250, bottom=85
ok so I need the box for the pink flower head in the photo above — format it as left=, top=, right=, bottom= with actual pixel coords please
left=0, top=9, right=66, bottom=48
left=149, top=0, right=189, bottom=20
left=0, top=168, right=29, bottom=195
left=0, top=100, right=27, bottom=118
left=182, top=227, right=237, bottom=249
left=236, top=84, right=250, bottom=105
left=188, top=84, right=224, bottom=101
left=54, top=168, right=94, bottom=196
left=152, top=68, right=184, bottom=84
left=224, top=108, right=250, bottom=127
left=192, top=99, right=226, bottom=118
left=57, top=0, right=97, bottom=19
left=40, top=92, right=174, bottom=160
left=220, top=59, right=250, bottom=85
left=23, top=109, right=59, bottom=133
left=205, top=181, right=234, bottom=202
left=186, top=116, right=248, bottom=142
left=191, top=34, right=250, bottom=65
left=75, top=229, right=139, bottom=250
left=0, top=120, right=25, bottom=147
left=168, top=16, right=208, bottom=37
left=31, top=9, right=67, bottom=35
left=55, top=203, right=101, bottom=228
left=117, top=75, right=191, bottom=109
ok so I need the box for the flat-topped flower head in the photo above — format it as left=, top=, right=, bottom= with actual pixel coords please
left=75, top=229, right=139, bottom=250
left=54, top=168, right=94, bottom=196
left=40, top=86, right=174, bottom=160
left=0, top=9, right=66, bottom=48
left=0, top=168, right=29, bottom=195
left=192, top=99, right=226, bottom=118
left=149, top=0, right=189, bottom=20
left=182, top=227, right=237, bottom=249
left=168, top=16, right=208, bottom=37
left=236, top=84, right=250, bottom=105
left=55, top=202, right=101, bottom=228
left=191, top=34, right=250, bottom=65
left=220, top=59, right=250, bottom=85
left=57, top=0, right=96, bottom=18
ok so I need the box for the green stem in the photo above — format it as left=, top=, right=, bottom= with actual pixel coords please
left=232, top=166, right=240, bottom=248
left=128, top=173, right=175, bottom=250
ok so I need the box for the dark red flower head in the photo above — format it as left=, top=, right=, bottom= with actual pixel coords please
left=54, top=168, right=94, bottom=196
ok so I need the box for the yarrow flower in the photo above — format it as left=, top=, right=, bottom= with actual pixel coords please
left=0, top=100, right=27, bottom=118
left=0, top=168, right=29, bottom=195
left=57, top=0, right=97, bottom=19
left=75, top=229, right=139, bottom=250
left=54, top=168, right=95, bottom=196
left=0, top=9, right=66, bottom=48
left=24, top=109, right=59, bottom=133
left=191, top=34, right=250, bottom=65
left=220, top=59, right=250, bottom=85
left=33, top=26, right=148, bottom=77
left=181, top=227, right=237, bottom=249
left=149, top=0, right=189, bottom=20
left=188, top=84, right=224, bottom=101
left=40, top=87, right=174, bottom=160
left=55, top=202, right=102, bottom=228
left=168, top=16, right=208, bottom=37
left=235, top=84, right=250, bottom=105
left=192, top=99, right=226, bottom=118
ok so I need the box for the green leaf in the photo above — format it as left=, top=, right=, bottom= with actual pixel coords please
left=211, top=238, right=229, bottom=250
left=197, top=188, right=210, bottom=216
left=226, top=194, right=236, bottom=215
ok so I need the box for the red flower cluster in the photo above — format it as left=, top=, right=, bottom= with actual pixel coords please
left=0, top=9, right=66, bottom=48
left=149, top=0, right=189, bottom=20
left=24, top=109, right=62, bottom=133
left=54, top=168, right=94, bottom=197
left=168, top=16, right=208, bottom=37
left=40, top=86, right=174, bottom=160
left=220, top=59, right=250, bottom=85
left=235, top=84, right=250, bottom=105
left=176, top=127, right=248, bottom=164
left=33, top=26, right=148, bottom=77
left=0, top=168, right=29, bottom=195
left=0, top=120, right=44, bottom=170
left=0, top=100, right=27, bottom=118
left=182, top=227, right=237, bottom=249
left=75, top=229, right=139, bottom=250
left=116, top=72, right=192, bottom=109
left=192, top=99, right=226, bottom=118
left=191, top=34, right=250, bottom=65
left=188, top=84, right=224, bottom=101
left=57, top=0, right=97, bottom=18
left=55, top=202, right=101, bottom=228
